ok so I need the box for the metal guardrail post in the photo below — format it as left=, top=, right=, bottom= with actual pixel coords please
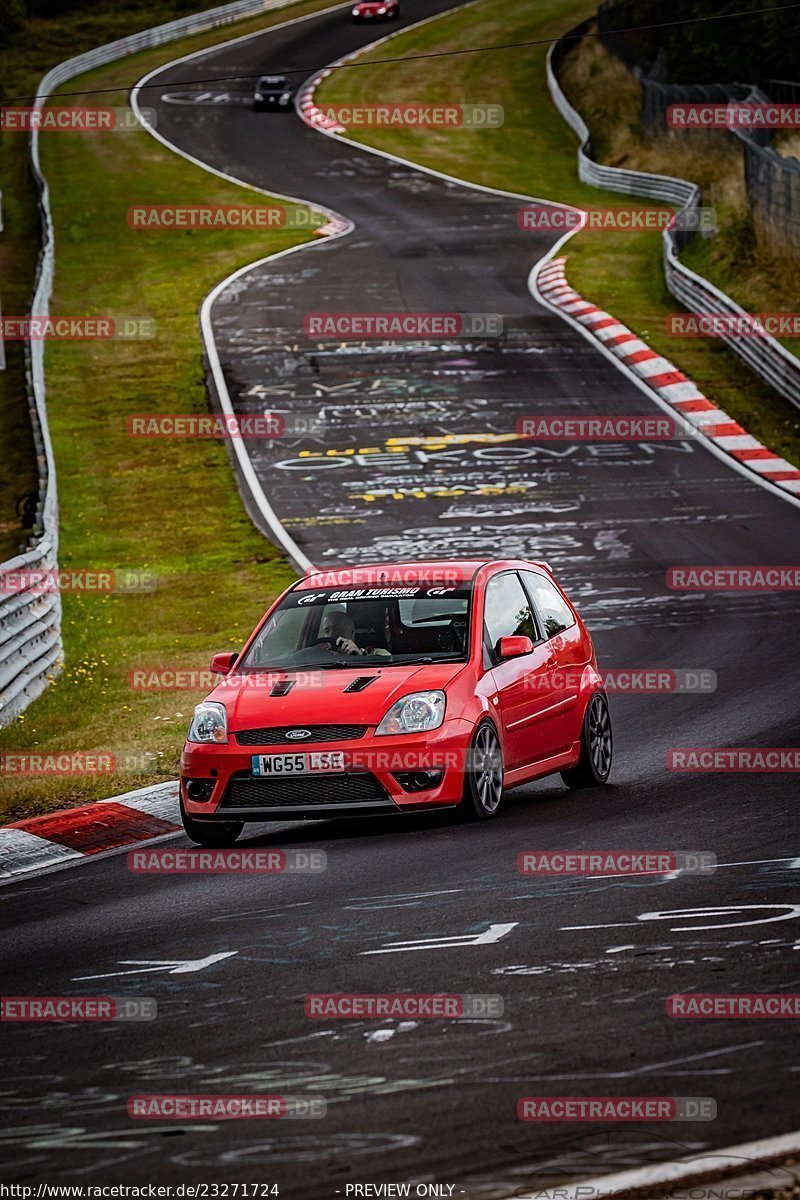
left=545, top=30, right=800, bottom=413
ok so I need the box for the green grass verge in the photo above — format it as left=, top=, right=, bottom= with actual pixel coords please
left=315, top=0, right=800, bottom=466
left=0, top=0, right=296, bottom=563
left=0, top=0, right=344, bottom=823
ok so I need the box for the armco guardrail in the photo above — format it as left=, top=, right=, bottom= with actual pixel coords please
left=0, top=0, right=309, bottom=728
left=546, top=25, right=800, bottom=413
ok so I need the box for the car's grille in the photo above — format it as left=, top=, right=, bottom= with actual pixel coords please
left=235, top=724, right=367, bottom=746
left=219, top=772, right=389, bottom=810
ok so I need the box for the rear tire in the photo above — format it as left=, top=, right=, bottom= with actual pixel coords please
left=460, top=721, right=504, bottom=820
left=180, top=795, right=243, bottom=847
left=561, top=691, right=612, bottom=789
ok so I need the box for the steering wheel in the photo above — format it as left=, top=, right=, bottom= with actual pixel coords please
left=307, top=634, right=364, bottom=656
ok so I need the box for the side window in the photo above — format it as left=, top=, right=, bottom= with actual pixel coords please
left=521, top=571, right=576, bottom=639
left=484, top=572, right=538, bottom=653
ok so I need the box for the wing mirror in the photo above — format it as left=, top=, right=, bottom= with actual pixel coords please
left=210, top=652, right=238, bottom=675
left=497, top=635, right=534, bottom=659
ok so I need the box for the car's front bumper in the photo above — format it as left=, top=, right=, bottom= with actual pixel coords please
left=253, top=97, right=292, bottom=109
left=180, top=719, right=472, bottom=820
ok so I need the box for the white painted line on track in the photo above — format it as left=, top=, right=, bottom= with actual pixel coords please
left=362, top=921, right=517, bottom=954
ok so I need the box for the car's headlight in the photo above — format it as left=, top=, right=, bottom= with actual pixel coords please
left=187, top=701, right=228, bottom=744
left=280, top=92, right=291, bottom=102
left=376, top=691, right=445, bottom=736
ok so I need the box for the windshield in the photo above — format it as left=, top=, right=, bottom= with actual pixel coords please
left=239, top=584, right=473, bottom=671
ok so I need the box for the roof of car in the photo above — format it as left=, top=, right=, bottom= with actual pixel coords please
left=294, top=560, right=550, bottom=590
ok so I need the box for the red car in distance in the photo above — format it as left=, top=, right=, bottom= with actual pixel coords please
left=352, top=0, right=399, bottom=21
left=179, top=559, right=612, bottom=845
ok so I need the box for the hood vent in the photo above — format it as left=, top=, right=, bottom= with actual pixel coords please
left=270, top=679, right=295, bottom=697
left=344, top=676, right=378, bottom=693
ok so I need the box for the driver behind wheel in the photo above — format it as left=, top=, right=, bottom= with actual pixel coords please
left=319, top=609, right=390, bottom=657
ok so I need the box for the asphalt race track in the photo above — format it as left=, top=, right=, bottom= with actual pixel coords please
left=2, top=1, right=800, bottom=1194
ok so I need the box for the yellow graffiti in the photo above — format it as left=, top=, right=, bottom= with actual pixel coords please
left=386, top=432, right=518, bottom=449
left=284, top=516, right=364, bottom=526
left=349, top=483, right=534, bottom=502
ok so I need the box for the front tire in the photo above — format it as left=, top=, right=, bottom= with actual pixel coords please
left=461, top=721, right=504, bottom=820
left=180, top=795, right=243, bottom=846
left=561, top=691, right=612, bottom=789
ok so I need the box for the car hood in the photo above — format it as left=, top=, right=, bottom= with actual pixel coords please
left=209, top=661, right=466, bottom=730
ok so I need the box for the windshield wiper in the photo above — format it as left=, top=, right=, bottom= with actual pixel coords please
left=398, top=654, right=463, bottom=665
left=245, top=659, right=356, bottom=671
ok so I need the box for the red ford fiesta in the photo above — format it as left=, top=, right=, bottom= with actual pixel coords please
left=179, top=559, right=612, bottom=844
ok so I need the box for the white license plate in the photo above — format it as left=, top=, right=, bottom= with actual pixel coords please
left=252, top=751, right=346, bottom=776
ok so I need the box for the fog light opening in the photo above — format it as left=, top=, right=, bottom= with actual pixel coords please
left=185, top=779, right=214, bottom=803
left=393, top=769, right=445, bottom=793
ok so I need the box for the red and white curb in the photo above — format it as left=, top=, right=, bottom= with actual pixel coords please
left=297, top=48, right=800, bottom=502
left=487, top=1130, right=800, bottom=1200
left=536, top=257, right=800, bottom=498
left=0, top=781, right=181, bottom=882
left=295, top=55, right=363, bottom=237
left=296, top=65, right=346, bottom=134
